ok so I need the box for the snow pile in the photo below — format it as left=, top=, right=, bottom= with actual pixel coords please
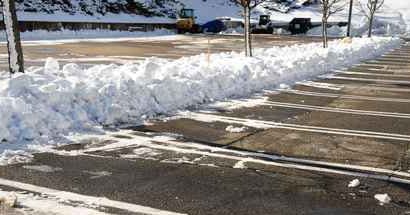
left=0, top=37, right=401, bottom=164
left=307, top=25, right=346, bottom=38
left=0, top=29, right=174, bottom=42
left=307, top=17, right=406, bottom=37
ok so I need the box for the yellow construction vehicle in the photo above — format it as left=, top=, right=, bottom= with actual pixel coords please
left=176, top=8, right=201, bottom=33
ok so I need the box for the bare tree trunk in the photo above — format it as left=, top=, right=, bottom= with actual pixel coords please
left=346, top=0, right=354, bottom=37
left=247, top=6, right=253, bottom=57
left=244, top=5, right=252, bottom=57
left=2, top=0, right=24, bottom=74
left=322, top=18, right=328, bottom=48
left=368, top=11, right=375, bottom=37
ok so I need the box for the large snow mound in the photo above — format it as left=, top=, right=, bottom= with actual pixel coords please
left=0, top=37, right=401, bottom=164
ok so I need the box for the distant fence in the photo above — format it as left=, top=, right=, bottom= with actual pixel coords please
left=0, top=21, right=176, bottom=32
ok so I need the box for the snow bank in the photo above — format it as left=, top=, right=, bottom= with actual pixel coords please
left=0, top=37, right=401, bottom=164
left=0, top=29, right=174, bottom=42
left=307, top=25, right=346, bottom=38
left=307, top=16, right=407, bottom=38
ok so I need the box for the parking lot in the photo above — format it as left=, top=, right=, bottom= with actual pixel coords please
left=0, top=36, right=409, bottom=214
left=0, top=34, right=327, bottom=71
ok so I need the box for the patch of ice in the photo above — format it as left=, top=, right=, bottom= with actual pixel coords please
left=83, top=171, right=112, bottom=179
left=22, top=165, right=63, bottom=173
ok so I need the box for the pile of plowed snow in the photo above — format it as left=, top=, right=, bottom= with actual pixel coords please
left=0, top=37, right=402, bottom=164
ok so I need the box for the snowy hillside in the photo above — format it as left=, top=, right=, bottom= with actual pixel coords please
left=9, top=0, right=408, bottom=35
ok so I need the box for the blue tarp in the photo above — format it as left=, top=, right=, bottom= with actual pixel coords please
left=201, top=20, right=227, bottom=33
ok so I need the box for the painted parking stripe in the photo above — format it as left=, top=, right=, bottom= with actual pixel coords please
left=323, top=75, right=410, bottom=85
left=0, top=178, right=186, bottom=215
left=357, top=63, right=410, bottom=68
left=350, top=67, right=410, bottom=73
left=368, top=59, right=410, bottom=64
left=260, top=100, right=410, bottom=119
left=334, top=70, right=410, bottom=78
left=298, top=81, right=410, bottom=93
left=280, top=89, right=410, bottom=103
left=182, top=112, right=410, bottom=141
left=70, top=131, right=410, bottom=184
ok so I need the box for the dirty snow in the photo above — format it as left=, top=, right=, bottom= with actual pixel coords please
left=0, top=190, right=108, bottom=215
left=0, top=37, right=401, bottom=164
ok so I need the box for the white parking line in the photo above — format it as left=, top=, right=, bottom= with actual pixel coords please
left=350, top=67, right=410, bottom=73
left=357, top=63, right=410, bottom=68
left=281, top=89, right=410, bottom=103
left=182, top=112, right=410, bottom=141
left=334, top=70, right=410, bottom=78
left=0, top=178, right=186, bottom=215
left=368, top=60, right=410, bottom=65
left=323, top=75, right=410, bottom=85
left=68, top=131, right=410, bottom=184
left=298, top=81, right=410, bottom=93
left=261, top=101, right=410, bottom=119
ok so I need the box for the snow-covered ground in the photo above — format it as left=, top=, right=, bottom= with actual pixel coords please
left=0, top=29, right=175, bottom=42
left=0, top=189, right=109, bottom=215
left=0, top=37, right=401, bottom=165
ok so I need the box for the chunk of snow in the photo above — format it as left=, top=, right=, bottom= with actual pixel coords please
left=233, top=160, right=248, bottom=169
left=0, top=192, right=17, bottom=208
left=44, top=57, right=60, bottom=74
left=374, top=193, right=392, bottom=205
left=225, top=125, right=247, bottom=133
left=348, top=179, right=360, bottom=188
left=0, top=37, right=401, bottom=164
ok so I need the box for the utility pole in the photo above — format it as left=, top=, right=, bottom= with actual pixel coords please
left=346, top=0, right=354, bottom=37
left=2, top=0, right=24, bottom=74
